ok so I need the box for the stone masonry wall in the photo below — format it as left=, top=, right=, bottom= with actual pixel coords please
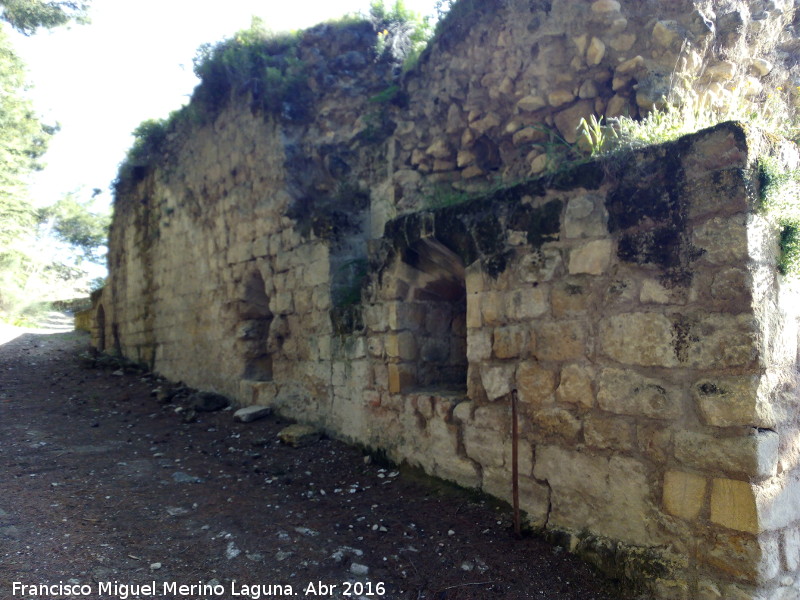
left=99, top=2, right=800, bottom=598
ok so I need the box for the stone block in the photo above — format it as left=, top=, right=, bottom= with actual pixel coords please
left=663, top=470, right=706, bottom=521
left=599, top=313, right=678, bottom=367
left=693, top=215, right=749, bottom=265
left=464, top=424, right=506, bottom=468
left=679, top=314, right=756, bottom=369
left=367, top=336, right=384, bottom=358
left=274, top=291, right=294, bottom=315
left=703, top=531, right=764, bottom=584
left=605, top=456, right=652, bottom=544
left=534, top=445, right=608, bottom=506
left=556, top=363, right=594, bottom=408
left=467, top=329, right=492, bottom=362
left=480, top=291, right=505, bottom=325
left=516, top=361, right=556, bottom=408
left=533, top=407, right=582, bottom=440
left=640, top=279, right=671, bottom=304
left=568, top=239, right=613, bottom=275
left=551, top=280, right=591, bottom=317
left=534, top=447, right=652, bottom=544
left=516, top=95, right=547, bottom=112
left=466, top=293, right=482, bottom=328
left=584, top=415, right=633, bottom=450
left=505, top=287, right=549, bottom=320
left=564, top=194, right=607, bottom=238
left=305, top=259, right=329, bottom=286
left=548, top=89, right=575, bottom=107
left=586, top=37, right=605, bottom=65
left=784, top=527, right=800, bottom=571
left=386, top=331, right=417, bottom=360
left=493, top=325, right=529, bottom=359
left=675, top=430, right=779, bottom=480
left=757, top=476, right=800, bottom=532
left=693, top=376, right=771, bottom=428
left=710, top=268, right=749, bottom=302
left=519, top=248, right=562, bottom=283
left=535, top=320, right=586, bottom=361
left=554, top=100, right=594, bottom=144
left=388, top=364, right=415, bottom=394
left=473, top=403, right=510, bottom=431
left=233, top=405, right=272, bottom=423
left=480, top=363, right=516, bottom=400
left=597, top=368, right=683, bottom=420
left=278, top=424, right=321, bottom=448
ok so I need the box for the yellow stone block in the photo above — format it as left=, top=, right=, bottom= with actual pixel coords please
left=663, top=470, right=706, bottom=521
left=710, top=478, right=759, bottom=533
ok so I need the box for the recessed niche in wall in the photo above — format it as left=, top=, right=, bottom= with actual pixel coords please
left=238, top=271, right=274, bottom=381
left=400, top=237, right=467, bottom=393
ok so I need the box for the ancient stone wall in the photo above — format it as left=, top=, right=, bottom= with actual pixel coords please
left=98, top=2, right=800, bottom=598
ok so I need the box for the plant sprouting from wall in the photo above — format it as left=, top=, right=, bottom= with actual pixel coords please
left=759, top=156, right=800, bottom=278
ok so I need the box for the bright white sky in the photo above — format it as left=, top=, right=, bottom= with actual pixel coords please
left=9, top=0, right=438, bottom=208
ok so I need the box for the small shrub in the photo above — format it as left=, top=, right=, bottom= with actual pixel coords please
left=758, top=156, right=800, bottom=278
left=192, top=19, right=309, bottom=118
left=369, top=0, right=432, bottom=70
left=779, top=223, right=800, bottom=277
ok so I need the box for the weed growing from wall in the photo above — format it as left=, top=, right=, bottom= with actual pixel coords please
left=759, top=156, right=800, bottom=277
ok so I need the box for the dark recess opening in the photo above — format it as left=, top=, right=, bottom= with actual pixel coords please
left=402, top=238, right=467, bottom=392
left=238, top=271, right=274, bottom=381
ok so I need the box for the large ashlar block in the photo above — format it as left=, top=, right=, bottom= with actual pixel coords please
left=467, top=329, right=492, bottom=362
left=483, top=469, right=550, bottom=525
left=703, top=530, right=779, bottom=585
left=534, top=446, right=653, bottom=545
left=663, top=470, right=707, bottom=521
left=480, top=291, right=506, bottom=325
left=679, top=314, right=757, bottom=369
left=599, top=313, right=678, bottom=367
left=568, top=239, right=613, bottom=275
left=556, top=363, right=595, bottom=408
left=693, top=215, right=749, bottom=265
left=504, top=286, right=549, bottom=320
left=597, top=368, right=683, bottom=419
left=535, top=320, right=586, bottom=361
left=711, top=479, right=759, bottom=533
left=693, top=376, right=773, bottom=428
left=480, top=363, right=516, bottom=400
left=674, top=430, right=779, bottom=479
left=493, top=325, right=529, bottom=359
left=466, top=293, right=482, bottom=328
left=427, top=418, right=481, bottom=489
left=516, top=360, right=557, bottom=407
left=584, top=415, right=634, bottom=450
left=551, top=280, right=592, bottom=317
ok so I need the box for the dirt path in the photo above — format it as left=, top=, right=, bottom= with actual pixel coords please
left=0, top=329, right=635, bottom=600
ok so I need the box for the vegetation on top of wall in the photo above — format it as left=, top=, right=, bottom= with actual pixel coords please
left=369, top=0, right=432, bottom=71
left=191, top=17, right=311, bottom=119
left=758, top=156, right=800, bottom=278
left=576, top=67, right=799, bottom=159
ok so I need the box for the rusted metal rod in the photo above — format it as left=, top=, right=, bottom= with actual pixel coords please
left=511, top=388, right=521, bottom=539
